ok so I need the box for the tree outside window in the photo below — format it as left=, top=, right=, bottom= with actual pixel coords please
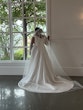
left=0, top=0, right=46, bottom=60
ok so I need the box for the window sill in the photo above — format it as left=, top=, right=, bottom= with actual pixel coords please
left=0, top=60, right=29, bottom=66
left=0, top=60, right=30, bottom=75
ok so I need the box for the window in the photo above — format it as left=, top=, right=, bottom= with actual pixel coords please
left=0, top=0, right=46, bottom=61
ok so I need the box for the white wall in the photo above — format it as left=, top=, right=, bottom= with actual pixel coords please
left=0, top=61, right=25, bottom=75
left=47, top=0, right=83, bottom=76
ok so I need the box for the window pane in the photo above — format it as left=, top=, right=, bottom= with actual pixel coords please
left=12, top=19, right=23, bottom=32
left=26, top=17, right=35, bottom=33
left=0, top=33, right=10, bottom=60
left=0, top=0, right=46, bottom=61
left=0, top=3, right=9, bottom=18
left=35, top=17, right=46, bottom=32
left=11, top=0, right=22, bottom=3
left=12, top=2, right=22, bottom=18
left=0, top=0, right=8, bottom=3
left=23, top=2, right=34, bottom=18
left=36, top=0, right=45, bottom=2
left=14, top=48, right=24, bottom=60
left=0, top=33, right=10, bottom=47
left=13, top=33, right=23, bottom=47
left=0, top=3, right=9, bottom=33
left=24, top=0, right=34, bottom=2
left=0, top=20, right=9, bottom=33
left=0, top=47, right=10, bottom=60
left=35, top=2, right=46, bottom=17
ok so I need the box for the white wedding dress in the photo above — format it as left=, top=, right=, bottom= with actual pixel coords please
left=18, top=35, right=75, bottom=93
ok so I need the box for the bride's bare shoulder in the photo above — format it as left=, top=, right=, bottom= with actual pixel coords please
left=31, top=36, right=35, bottom=43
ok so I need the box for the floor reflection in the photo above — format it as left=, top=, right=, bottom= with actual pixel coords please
left=0, top=87, right=26, bottom=110
left=14, top=89, right=25, bottom=98
left=0, top=88, right=25, bottom=100
left=0, top=88, right=11, bottom=100
left=0, top=83, right=53, bottom=110
left=0, top=76, right=32, bottom=110
left=0, top=76, right=83, bottom=110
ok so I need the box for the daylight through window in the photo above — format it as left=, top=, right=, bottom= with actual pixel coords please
left=0, top=0, right=46, bottom=60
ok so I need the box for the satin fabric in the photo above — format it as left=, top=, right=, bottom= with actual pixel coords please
left=18, top=36, right=75, bottom=93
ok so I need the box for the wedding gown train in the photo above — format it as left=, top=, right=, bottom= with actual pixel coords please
left=18, top=36, right=82, bottom=93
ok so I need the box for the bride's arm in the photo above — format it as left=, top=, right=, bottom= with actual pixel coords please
left=47, top=36, right=50, bottom=40
left=44, top=36, right=50, bottom=45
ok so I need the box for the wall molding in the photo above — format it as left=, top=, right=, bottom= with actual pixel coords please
left=0, top=61, right=26, bottom=75
left=0, top=64, right=83, bottom=76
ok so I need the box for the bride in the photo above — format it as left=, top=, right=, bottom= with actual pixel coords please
left=18, top=27, right=82, bottom=93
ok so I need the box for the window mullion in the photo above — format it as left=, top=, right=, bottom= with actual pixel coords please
left=22, top=0, right=27, bottom=60
left=8, top=0, right=13, bottom=60
left=46, top=0, right=51, bottom=36
left=34, top=0, right=36, bottom=29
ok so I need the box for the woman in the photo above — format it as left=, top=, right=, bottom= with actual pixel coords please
left=18, top=27, right=76, bottom=93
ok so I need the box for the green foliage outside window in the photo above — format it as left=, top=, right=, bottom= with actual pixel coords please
left=0, top=0, right=46, bottom=60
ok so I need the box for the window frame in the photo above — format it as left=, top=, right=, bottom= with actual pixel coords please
left=0, top=0, right=46, bottom=62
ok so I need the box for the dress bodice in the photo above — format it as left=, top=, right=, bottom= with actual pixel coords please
left=34, top=35, right=46, bottom=47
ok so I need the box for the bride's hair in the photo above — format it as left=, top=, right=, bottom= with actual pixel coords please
left=35, top=27, right=43, bottom=36
left=35, top=27, right=40, bottom=31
